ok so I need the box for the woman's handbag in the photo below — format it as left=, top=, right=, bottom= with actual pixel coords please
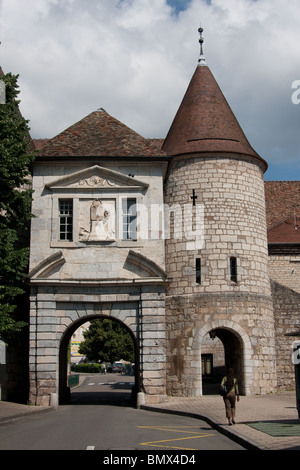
left=219, top=383, right=228, bottom=397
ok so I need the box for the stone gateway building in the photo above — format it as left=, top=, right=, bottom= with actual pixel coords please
left=24, top=34, right=300, bottom=406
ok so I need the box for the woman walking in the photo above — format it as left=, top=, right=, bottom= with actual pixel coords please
left=220, top=368, right=240, bottom=425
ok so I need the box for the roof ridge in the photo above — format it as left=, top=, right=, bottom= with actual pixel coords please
left=268, top=215, right=296, bottom=231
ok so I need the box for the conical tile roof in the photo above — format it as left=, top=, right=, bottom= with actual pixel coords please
left=39, top=108, right=166, bottom=157
left=162, top=63, right=267, bottom=170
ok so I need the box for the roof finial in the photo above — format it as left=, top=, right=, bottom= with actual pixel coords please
left=198, top=26, right=206, bottom=66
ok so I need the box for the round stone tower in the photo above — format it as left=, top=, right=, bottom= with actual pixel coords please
left=163, top=30, right=277, bottom=396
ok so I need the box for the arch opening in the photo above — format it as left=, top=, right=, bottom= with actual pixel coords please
left=59, top=315, right=139, bottom=406
left=201, top=328, right=245, bottom=396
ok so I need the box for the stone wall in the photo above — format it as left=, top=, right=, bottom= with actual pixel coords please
left=271, top=280, right=300, bottom=390
left=164, top=154, right=271, bottom=297
left=268, top=246, right=300, bottom=390
left=269, top=251, right=300, bottom=294
left=29, top=160, right=166, bottom=280
left=165, top=292, right=277, bottom=396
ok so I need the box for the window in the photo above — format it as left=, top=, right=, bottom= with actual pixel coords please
left=230, top=256, right=237, bottom=283
left=122, top=198, right=137, bottom=240
left=59, top=199, right=73, bottom=241
left=196, top=258, right=201, bottom=284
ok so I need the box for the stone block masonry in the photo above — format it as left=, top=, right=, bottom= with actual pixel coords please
left=164, top=153, right=277, bottom=396
left=165, top=155, right=271, bottom=297
left=29, top=284, right=167, bottom=406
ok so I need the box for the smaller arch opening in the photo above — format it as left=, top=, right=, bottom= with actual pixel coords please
left=202, top=328, right=244, bottom=395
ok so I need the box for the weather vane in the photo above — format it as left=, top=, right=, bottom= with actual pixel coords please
left=198, top=26, right=206, bottom=65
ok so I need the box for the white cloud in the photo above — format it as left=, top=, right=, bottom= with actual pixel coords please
left=1, top=0, right=300, bottom=179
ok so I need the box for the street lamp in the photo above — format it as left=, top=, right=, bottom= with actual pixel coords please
left=209, top=330, right=216, bottom=340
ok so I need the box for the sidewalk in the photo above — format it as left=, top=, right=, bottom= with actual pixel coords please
left=0, top=391, right=299, bottom=450
left=142, top=391, right=300, bottom=450
left=0, top=400, right=50, bottom=424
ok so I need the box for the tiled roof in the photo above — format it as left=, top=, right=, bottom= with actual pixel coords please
left=265, top=181, right=300, bottom=228
left=162, top=64, right=267, bottom=170
left=38, top=108, right=167, bottom=157
left=267, top=216, right=300, bottom=243
left=265, top=181, right=300, bottom=243
left=33, top=139, right=49, bottom=149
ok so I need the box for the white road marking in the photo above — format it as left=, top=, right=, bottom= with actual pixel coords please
left=88, top=381, right=135, bottom=386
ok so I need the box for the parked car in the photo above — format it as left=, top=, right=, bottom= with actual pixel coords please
left=111, top=362, right=124, bottom=373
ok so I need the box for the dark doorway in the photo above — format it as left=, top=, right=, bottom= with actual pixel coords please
left=202, top=328, right=244, bottom=395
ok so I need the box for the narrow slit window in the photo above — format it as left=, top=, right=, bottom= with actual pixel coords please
left=230, top=257, right=238, bottom=283
left=122, top=198, right=137, bottom=240
left=196, top=258, right=201, bottom=284
left=59, top=199, right=73, bottom=241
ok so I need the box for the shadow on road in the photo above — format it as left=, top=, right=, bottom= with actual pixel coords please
left=70, top=390, right=135, bottom=406
left=65, top=374, right=136, bottom=407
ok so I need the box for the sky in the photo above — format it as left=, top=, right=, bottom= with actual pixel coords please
left=0, top=0, right=300, bottom=181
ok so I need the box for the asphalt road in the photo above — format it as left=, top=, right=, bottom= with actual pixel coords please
left=0, top=373, right=245, bottom=452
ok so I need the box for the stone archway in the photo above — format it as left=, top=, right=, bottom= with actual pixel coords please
left=195, top=320, right=254, bottom=396
left=29, top=283, right=167, bottom=406
left=58, top=315, right=139, bottom=404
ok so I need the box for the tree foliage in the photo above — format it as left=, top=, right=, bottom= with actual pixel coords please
left=79, top=318, right=135, bottom=364
left=0, top=72, right=36, bottom=341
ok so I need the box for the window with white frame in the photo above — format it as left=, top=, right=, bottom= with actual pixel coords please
left=59, top=199, right=73, bottom=241
left=122, top=198, right=137, bottom=240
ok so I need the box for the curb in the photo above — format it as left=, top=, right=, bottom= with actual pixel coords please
left=0, top=406, right=53, bottom=425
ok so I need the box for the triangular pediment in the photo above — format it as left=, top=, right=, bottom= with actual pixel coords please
left=46, top=165, right=149, bottom=191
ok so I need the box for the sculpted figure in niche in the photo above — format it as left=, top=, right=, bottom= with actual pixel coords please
left=88, top=199, right=110, bottom=241
left=79, top=199, right=115, bottom=241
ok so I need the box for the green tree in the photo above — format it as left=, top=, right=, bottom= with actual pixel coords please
left=0, top=72, right=36, bottom=341
left=79, top=318, right=135, bottom=363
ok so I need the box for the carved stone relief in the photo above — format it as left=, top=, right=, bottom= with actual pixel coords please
left=77, top=176, right=117, bottom=188
left=79, top=199, right=116, bottom=241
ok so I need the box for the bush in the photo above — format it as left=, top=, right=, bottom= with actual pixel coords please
left=71, top=363, right=103, bottom=373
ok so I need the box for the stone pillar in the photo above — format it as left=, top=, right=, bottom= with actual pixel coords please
left=29, top=287, right=58, bottom=406
left=139, top=286, right=167, bottom=404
